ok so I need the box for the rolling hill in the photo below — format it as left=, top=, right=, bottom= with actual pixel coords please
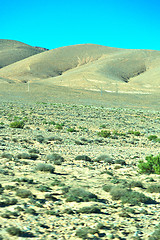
left=0, top=42, right=160, bottom=94
left=0, top=39, right=46, bottom=68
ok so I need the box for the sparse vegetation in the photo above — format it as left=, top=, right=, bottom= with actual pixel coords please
left=148, top=135, right=160, bottom=143
left=97, top=130, right=111, bottom=138
left=75, top=227, right=99, bottom=239
left=65, top=187, right=98, bottom=202
left=138, top=154, right=160, bottom=174
left=47, top=153, right=64, bottom=165
left=6, top=226, right=22, bottom=236
left=110, top=186, right=155, bottom=205
left=10, top=120, right=25, bottom=128
left=75, top=155, right=92, bottom=162
left=146, top=184, right=160, bottom=193
left=35, top=163, right=55, bottom=173
left=16, top=189, right=33, bottom=198
left=0, top=100, right=159, bottom=239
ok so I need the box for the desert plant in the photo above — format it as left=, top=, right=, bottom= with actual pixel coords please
left=97, top=130, right=111, bottom=138
left=103, top=184, right=114, bottom=192
left=146, top=184, right=160, bottom=193
left=55, top=123, right=63, bottom=130
left=10, top=120, right=24, bottom=129
left=67, top=127, right=76, bottom=132
left=35, top=163, right=55, bottom=173
left=36, top=185, right=52, bottom=192
left=25, top=208, right=37, bottom=215
left=148, top=135, right=158, bottom=141
left=36, top=135, right=45, bottom=143
left=47, top=153, right=64, bottom=165
left=65, top=187, right=98, bottom=202
left=1, top=153, right=13, bottom=160
left=100, top=124, right=106, bottom=128
left=128, top=130, right=140, bottom=136
left=129, top=181, right=144, bottom=188
left=75, top=155, right=92, bottom=162
left=110, top=186, right=155, bottom=205
left=77, top=205, right=101, bottom=214
left=75, top=227, right=99, bottom=239
left=138, top=154, right=160, bottom=174
left=0, top=197, right=18, bottom=207
left=16, top=189, right=32, bottom=198
left=6, top=226, right=22, bottom=236
left=28, top=148, right=40, bottom=154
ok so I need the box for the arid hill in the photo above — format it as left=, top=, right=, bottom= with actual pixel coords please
left=0, top=39, right=46, bottom=68
left=0, top=42, right=160, bottom=93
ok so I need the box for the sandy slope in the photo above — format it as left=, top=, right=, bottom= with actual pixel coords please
left=0, top=42, right=160, bottom=94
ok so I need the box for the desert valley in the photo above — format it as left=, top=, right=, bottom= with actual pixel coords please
left=0, top=39, right=160, bottom=240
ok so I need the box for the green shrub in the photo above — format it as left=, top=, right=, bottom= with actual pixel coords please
left=148, top=135, right=158, bottom=141
left=121, top=191, right=154, bottom=205
left=75, top=227, right=99, bottom=239
left=75, top=155, right=92, bottom=162
left=55, top=124, right=63, bottom=130
left=36, top=185, right=52, bottom=192
left=148, top=135, right=160, bottom=143
left=25, top=208, right=37, bottom=215
left=1, top=210, right=19, bottom=218
left=1, top=153, right=13, bottom=160
left=36, top=135, right=45, bottom=143
left=14, top=177, right=34, bottom=184
left=10, top=121, right=24, bottom=129
left=47, top=153, right=64, bottom=165
left=97, top=130, right=111, bottom=138
left=138, top=154, right=160, bottom=174
left=133, top=131, right=141, bottom=136
left=65, top=188, right=98, bottom=202
left=110, top=186, right=128, bottom=200
left=16, top=189, right=32, bottom=198
left=28, top=148, right=40, bottom=154
left=0, top=197, right=18, bottom=207
left=129, top=181, right=144, bottom=188
left=110, top=186, right=155, bottom=205
left=146, top=184, right=160, bottom=193
left=35, top=163, right=55, bottom=173
left=46, top=210, right=60, bottom=216
left=128, top=130, right=140, bottom=136
left=100, top=124, right=106, bottom=128
left=103, top=184, right=114, bottom=192
left=17, top=152, right=38, bottom=160
left=51, top=179, right=65, bottom=187
left=77, top=205, right=101, bottom=214
left=67, top=127, right=76, bottom=132
left=6, top=226, right=22, bottom=236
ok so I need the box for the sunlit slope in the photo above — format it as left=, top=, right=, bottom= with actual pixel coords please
left=0, top=44, right=125, bottom=81
left=0, top=43, right=160, bottom=93
left=0, top=39, right=45, bottom=68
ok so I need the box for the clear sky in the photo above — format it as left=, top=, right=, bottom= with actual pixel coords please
left=1, top=0, right=160, bottom=50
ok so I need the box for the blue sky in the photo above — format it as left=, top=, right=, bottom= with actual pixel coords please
left=1, top=0, right=160, bottom=50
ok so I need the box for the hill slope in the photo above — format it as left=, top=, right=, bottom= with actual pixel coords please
left=0, top=43, right=160, bottom=93
left=0, top=39, right=46, bottom=68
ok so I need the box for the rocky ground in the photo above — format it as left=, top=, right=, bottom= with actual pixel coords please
left=0, top=100, right=160, bottom=240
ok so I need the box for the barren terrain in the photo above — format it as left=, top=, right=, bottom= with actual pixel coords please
left=0, top=40, right=160, bottom=240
